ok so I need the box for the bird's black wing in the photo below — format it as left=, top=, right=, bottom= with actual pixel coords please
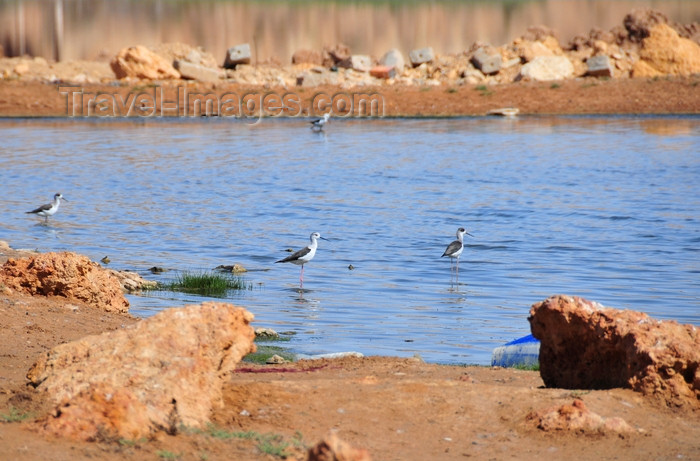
left=276, top=246, right=311, bottom=263
left=441, top=240, right=462, bottom=257
left=26, top=203, right=51, bottom=214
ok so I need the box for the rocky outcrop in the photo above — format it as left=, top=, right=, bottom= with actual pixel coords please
left=529, top=295, right=700, bottom=408
left=306, top=432, right=372, bottom=461
left=527, top=399, right=636, bottom=435
left=0, top=252, right=128, bottom=313
left=518, top=56, right=574, bottom=81
left=107, top=269, right=158, bottom=293
left=632, top=24, right=700, bottom=77
left=110, top=45, right=180, bottom=80
left=29, top=302, right=256, bottom=440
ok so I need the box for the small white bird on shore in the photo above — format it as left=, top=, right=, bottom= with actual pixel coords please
left=26, top=193, right=67, bottom=223
left=310, top=113, right=331, bottom=131
left=442, top=227, right=473, bottom=283
left=276, top=232, right=328, bottom=288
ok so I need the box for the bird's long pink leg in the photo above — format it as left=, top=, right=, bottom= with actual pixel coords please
left=300, top=265, right=304, bottom=289
left=456, top=258, right=459, bottom=284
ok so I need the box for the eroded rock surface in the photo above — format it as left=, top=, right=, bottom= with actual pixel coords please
left=28, top=302, right=256, bottom=440
left=529, top=295, right=700, bottom=408
left=0, top=252, right=129, bottom=313
left=110, top=45, right=180, bottom=80
left=527, top=399, right=636, bottom=435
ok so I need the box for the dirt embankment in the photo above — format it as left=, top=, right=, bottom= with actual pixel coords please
left=0, top=8, right=699, bottom=118
left=1, top=245, right=699, bottom=461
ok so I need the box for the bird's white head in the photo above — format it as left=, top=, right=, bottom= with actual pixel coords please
left=323, top=113, right=331, bottom=122
left=457, top=227, right=473, bottom=240
left=310, top=232, right=328, bottom=243
left=54, top=193, right=67, bottom=202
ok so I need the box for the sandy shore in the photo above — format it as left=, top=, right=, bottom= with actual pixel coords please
left=0, top=77, right=699, bottom=118
left=1, top=243, right=699, bottom=461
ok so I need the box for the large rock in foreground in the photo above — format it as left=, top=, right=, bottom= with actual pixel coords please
left=0, top=252, right=129, bottom=313
left=529, top=295, right=700, bottom=408
left=28, top=302, right=256, bottom=440
left=632, top=24, right=700, bottom=77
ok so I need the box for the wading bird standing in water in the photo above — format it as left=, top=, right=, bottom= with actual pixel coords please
left=26, top=193, right=67, bottom=223
left=310, top=113, right=331, bottom=131
left=276, top=232, right=328, bottom=289
left=442, top=227, right=473, bottom=284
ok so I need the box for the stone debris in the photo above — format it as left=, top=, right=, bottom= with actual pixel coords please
left=0, top=252, right=129, bottom=313
left=632, top=24, right=700, bottom=77
left=174, top=59, right=223, bottom=82
left=110, top=45, right=180, bottom=80
left=1, top=9, right=697, bottom=87
left=586, top=54, right=614, bottom=77
left=306, top=432, right=372, bottom=461
left=28, top=302, right=256, bottom=440
left=107, top=269, right=158, bottom=293
left=471, top=47, right=502, bottom=75
left=223, top=43, right=252, bottom=69
left=379, top=48, right=406, bottom=72
left=527, top=399, right=637, bottom=435
left=370, top=65, right=396, bottom=79
left=518, top=55, right=574, bottom=81
left=409, top=47, right=435, bottom=67
left=338, top=55, right=373, bottom=72
left=529, top=295, right=700, bottom=408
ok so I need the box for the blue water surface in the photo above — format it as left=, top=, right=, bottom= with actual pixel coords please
left=1, top=115, right=698, bottom=364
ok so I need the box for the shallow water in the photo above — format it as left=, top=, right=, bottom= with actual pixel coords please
left=1, top=116, right=698, bottom=364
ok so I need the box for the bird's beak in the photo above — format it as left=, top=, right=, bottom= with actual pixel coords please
left=319, top=236, right=330, bottom=241
left=465, top=232, right=474, bottom=238
left=62, top=197, right=68, bottom=202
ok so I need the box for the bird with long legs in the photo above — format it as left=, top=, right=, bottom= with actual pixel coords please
left=26, top=193, right=67, bottom=223
left=441, top=227, right=473, bottom=284
left=276, top=232, right=328, bottom=289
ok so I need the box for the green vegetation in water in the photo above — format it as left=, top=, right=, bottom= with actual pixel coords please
left=158, top=271, right=252, bottom=296
left=0, top=406, right=32, bottom=423
left=244, top=344, right=296, bottom=364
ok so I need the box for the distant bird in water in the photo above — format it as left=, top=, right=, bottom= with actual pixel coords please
left=26, top=193, right=67, bottom=223
left=310, top=113, right=331, bottom=131
left=442, top=227, right=473, bottom=284
left=276, top=232, right=328, bottom=289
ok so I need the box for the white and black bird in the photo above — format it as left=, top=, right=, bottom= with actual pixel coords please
left=441, top=227, right=473, bottom=283
left=26, top=193, right=67, bottom=223
left=310, top=113, right=331, bottom=131
left=276, top=232, right=328, bottom=288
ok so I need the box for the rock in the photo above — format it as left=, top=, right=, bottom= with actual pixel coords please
left=255, top=327, right=280, bottom=340
left=586, top=55, right=614, bottom=77
left=223, top=43, right=252, bottom=69
left=306, top=432, right=372, bottom=461
left=527, top=399, right=637, bottom=435
left=292, top=49, right=323, bottom=66
left=107, top=269, right=158, bottom=293
left=29, top=302, right=256, bottom=440
left=174, top=60, right=223, bottom=82
left=514, top=40, right=555, bottom=63
left=379, top=48, right=406, bottom=72
left=339, top=55, right=372, bottom=72
left=110, top=45, right=180, bottom=80
left=632, top=24, right=700, bottom=77
left=518, top=56, right=574, bottom=81
left=13, top=62, right=30, bottom=76
left=409, top=47, right=435, bottom=67
left=150, top=43, right=219, bottom=69
left=0, top=252, right=129, bottom=313
left=529, top=295, right=700, bottom=408
left=623, top=8, right=670, bottom=43
left=266, top=354, right=287, bottom=364
left=470, top=47, right=502, bottom=75
left=370, top=66, right=396, bottom=79
left=322, top=43, right=351, bottom=67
